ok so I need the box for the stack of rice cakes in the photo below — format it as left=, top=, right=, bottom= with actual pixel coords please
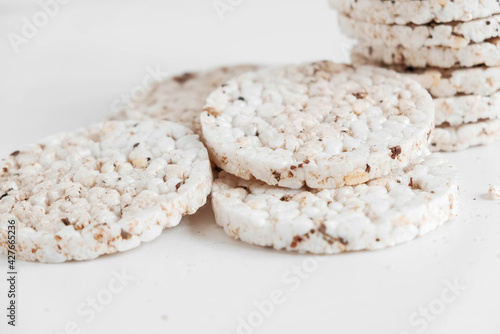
left=202, top=61, right=459, bottom=254
left=333, top=0, right=500, bottom=151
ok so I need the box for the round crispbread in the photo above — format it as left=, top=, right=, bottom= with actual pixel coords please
left=200, top=61, right=434, bottom=189
left=432, top=118, right=500, bottom=151
left=330, top=0, right=500, bottom=25
left=339, top=13, right=500, bottom=49
left=351, top=53, right=500, bottom=98
left=434, top=92, right=500, bottom=126
left=0, top=120, right=213, bottom=263
left=352, top=38, right=500, bottom=68
left=212, top=153, right=459, bottom=254
left=107, top=65, right=258, bottom=134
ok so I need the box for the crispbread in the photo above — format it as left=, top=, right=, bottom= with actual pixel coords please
left=434, top=92, right=500, bottom=126
left=0, top=120, right=213, bottom=263
left=432, top=118, right=500, bottom=151
left=339, top=13, right=500, bottom=49
left=212, top=153, right=458, bottom=254
left=353, top=55, right=500, bottom=98
left=107, top=65, right=258, bottom=134
left=351, top=53, right=500, bottom=125
left=352, top=38, right=500, bottom=68
left=330, top=0, right=500, bottom=25
left=200, top=61, right=434, bottom=189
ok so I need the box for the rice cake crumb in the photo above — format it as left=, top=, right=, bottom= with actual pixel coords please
left=490, top=185, right=500, bottom=200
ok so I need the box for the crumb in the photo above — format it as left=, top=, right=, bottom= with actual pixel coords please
left=489, top=185, right=500, bottom=200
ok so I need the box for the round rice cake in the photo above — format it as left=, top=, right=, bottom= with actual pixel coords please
left=212, top=153, right=459, bottom=254
left=0, top=120, right=213, bottom=263
left=107, top=65, right=258, bottom=134
left=200, top=61, right=435, bottom=189
left=330, top=0, right=500, bottom=25
left=432, top=118, right=500, bottom=151
left=339, top=13, right=500, bottom=49
left=352, top=38, right=500, bottom=68
left=351, top=53, right=500, bottom=97
left=434, top=92, right=500, bottom=126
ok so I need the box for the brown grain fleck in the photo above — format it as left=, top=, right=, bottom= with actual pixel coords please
left=390, top=146, right=402, bottom=159
left=280, top=195, right=293, bottom=202
left=353, top=91, right=368, bottom=99
left=173, top=72, right=196, bottom=84
left=204, top=107, right=221, bottom=117
left=121, top=229, right=132, bottom=240
left=290, top=235, right=303, bottom=248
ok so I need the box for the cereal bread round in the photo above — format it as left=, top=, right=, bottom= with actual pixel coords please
left=200, top=61, right=435, bottom=189
left=330, top=0, right=500, bottom=25
left=352, top=38, right=500, bottom=68
left=434, top=92, right=500, bottom=126
left=107, top=65, right=258, bottom=134
left=432, top=118, right=500, bottom=151
left=339, top=14, right=500, bottom=49
left=0, top=120, right=213, bottom=263
left=352, top=54, right=500, bottom=98
left=212, top=153, right=459, bottom=254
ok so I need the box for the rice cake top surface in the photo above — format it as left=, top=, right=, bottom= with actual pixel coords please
left=201, top=61, right=434, bottom=189
left=0, top=120, right=212, bottom=262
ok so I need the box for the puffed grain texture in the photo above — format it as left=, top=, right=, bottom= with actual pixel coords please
left=385, top=66, right=500, bottom=99
left=352, top=38, right=500, bottom=68
left=432, top=118, right=500, bottom=151
left=351, top=54, right=500, bottom=98
left=489, top=185, right=500, bottom=199
left=409, top=67, right=500, bottom=97
left=339, top=14, right=500, bottom=49
left=0, top=120, right=213, bottom=263
left=212, top=154, right=459, bottom=254
left=434, top=92, right=500, bottom=126
left=330, top=0, right=500, bottom=25
left=201, top=61, right=435, bottom=189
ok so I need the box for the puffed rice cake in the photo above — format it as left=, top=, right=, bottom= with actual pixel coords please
left=330, top=0, right=500, bottom=25
left=0, top=120, right=213, bottom=263
left=212, top=153, right=458, bottom=254
left=201, top=61, right=434, bottom=189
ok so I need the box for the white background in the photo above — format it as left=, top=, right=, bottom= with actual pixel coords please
left=0, top=1, right=499, bottom=334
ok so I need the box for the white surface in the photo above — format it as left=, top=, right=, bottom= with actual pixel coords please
left=0, top=1, right=499, bottom=334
